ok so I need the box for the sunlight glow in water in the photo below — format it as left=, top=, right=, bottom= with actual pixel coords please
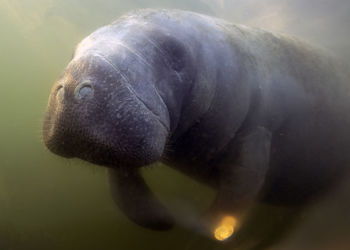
left=214, top=216, right=237, bottom=241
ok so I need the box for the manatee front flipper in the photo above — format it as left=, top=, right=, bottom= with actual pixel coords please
left=108, top=168, right=174, bottom=230
left=208, top=126, right=272, bottom=234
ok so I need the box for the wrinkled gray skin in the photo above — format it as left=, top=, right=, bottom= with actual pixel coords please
left=43, top=9, right=350, bottom=234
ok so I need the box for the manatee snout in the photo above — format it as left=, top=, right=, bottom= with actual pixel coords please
left=43, top=54, right=169, bottom=168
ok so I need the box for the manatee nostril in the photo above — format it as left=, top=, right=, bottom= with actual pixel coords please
left=74, top=81, right=94, bottom=100
left=56, top=85, right=65, bottom=102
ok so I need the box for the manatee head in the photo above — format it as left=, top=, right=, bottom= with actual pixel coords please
left=43, top=45, right=170, bottom=169
left=42, top=19, right=195, bottom=231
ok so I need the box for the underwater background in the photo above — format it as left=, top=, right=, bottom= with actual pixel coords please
left=0, top=0, right=349, bottom=249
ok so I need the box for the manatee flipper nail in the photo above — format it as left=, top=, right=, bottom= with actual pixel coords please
left=108, top=168, right=174, bottom=230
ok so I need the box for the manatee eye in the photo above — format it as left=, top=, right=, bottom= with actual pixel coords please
left=56, top=85, right=65, bottom=102
left=74, top=81, right=94, bottom=100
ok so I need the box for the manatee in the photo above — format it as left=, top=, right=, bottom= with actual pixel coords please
left=43, top=9, right=350, bottom=234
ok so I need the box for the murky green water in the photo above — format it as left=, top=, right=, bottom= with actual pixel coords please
left=1, top=1, right=350, bottom=250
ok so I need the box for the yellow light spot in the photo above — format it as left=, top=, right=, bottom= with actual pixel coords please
left=214, top=216, right=237, bottom=241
